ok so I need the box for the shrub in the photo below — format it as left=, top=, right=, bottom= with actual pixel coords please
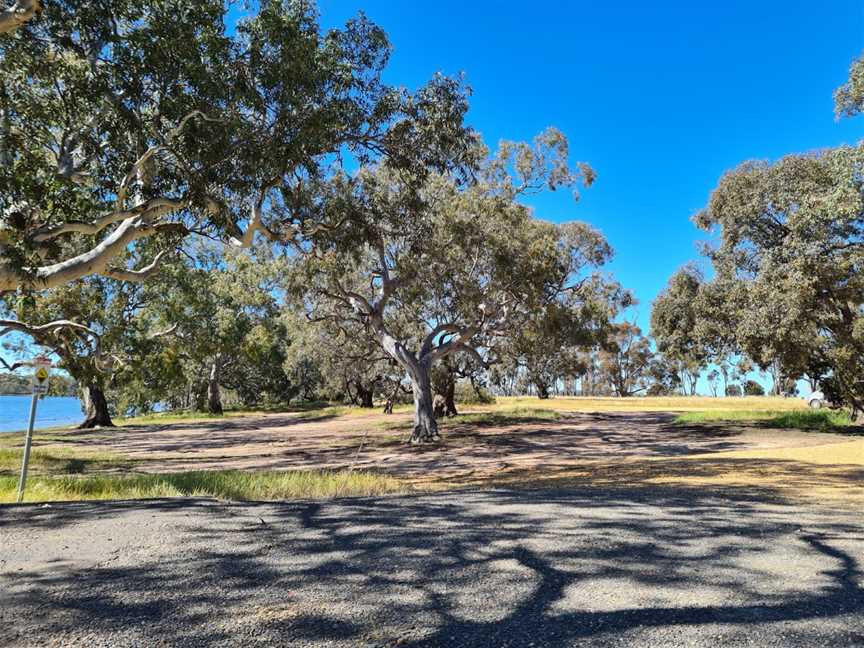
left=743, top=380, right=765, bottom=396
left=455, top=382, right=496, bottom=404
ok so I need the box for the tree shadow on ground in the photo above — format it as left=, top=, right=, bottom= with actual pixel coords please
left=2, top=486, right=864, bottom=646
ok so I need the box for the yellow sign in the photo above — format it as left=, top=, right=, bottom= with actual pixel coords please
left=35, top=367, right=49, bottom=382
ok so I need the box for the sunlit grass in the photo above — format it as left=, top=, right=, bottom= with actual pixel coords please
left=675, top=409, right=854, bottom=431
left=0, top=469, right=407, bottom=504
left=490, top=395, right=808, bottom=413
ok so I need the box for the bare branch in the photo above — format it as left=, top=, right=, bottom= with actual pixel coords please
left=148, top=323, right=178, bottom=339
left=0, top=356, right=25, bottom=371
left=228, top=181, right=282, bottom=248
left=31, top=198, right=184, bottom=243
left=99, top=250, right=168, bottom=282
left=0, top=318, right=98, bottom=340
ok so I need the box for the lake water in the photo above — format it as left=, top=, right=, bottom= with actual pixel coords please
left=0, top=395, right=83, bottom=433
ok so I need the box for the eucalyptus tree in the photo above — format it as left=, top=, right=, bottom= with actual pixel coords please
left=597, top=322, right=654, bottom=397
left=650, top=264, right=709, bottom=395
left=499, top=280, right=630, bottom=398
left=0, top=0, right=473, bottom=297
left=282, top=310, right=402, bottom=407
left=1, top=258, right=148, bottom=426
left=684, top=53, right=864, bottom=414
left=293, top=129, right=611, bottom=442
left=694, top=144, right=864, bottom=414
left=124, top=244, right=292, bottom=415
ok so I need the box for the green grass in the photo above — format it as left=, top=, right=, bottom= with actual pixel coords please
left=675, top=409, right=854, bottom=431
left=0, top=447, right=132, bottom=476
left=1, top=468, right=406, bottom=504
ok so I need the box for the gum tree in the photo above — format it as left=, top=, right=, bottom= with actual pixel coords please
left=0, top=0, right=472, bottom=294
left=499, top=281, right=630, bottom=398
left=293, top=129, right=614, bottom=442
left=694, top=145, right=864, bottom=414
left=650, top=264, right=709, bottom=395
left=597, top=322, right=653, bottom=397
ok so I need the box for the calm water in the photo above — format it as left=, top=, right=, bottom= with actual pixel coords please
left=0, top=395, right=83, bottom=433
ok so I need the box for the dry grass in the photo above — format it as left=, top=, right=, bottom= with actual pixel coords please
left=0, top=469, right=406, bottom=504
left=485, top=395, right=808, bottom=413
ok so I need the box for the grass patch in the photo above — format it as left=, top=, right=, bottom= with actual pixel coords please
left=494, top=395, right=808, bottom=413
left=1, top=468, right=407, bottom=504
left=0, top=447, right=132, bottom=476
left=675, top=409, right=854, bottom=431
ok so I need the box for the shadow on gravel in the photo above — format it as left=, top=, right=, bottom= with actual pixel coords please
left=2, top=488, right=864, bottom=646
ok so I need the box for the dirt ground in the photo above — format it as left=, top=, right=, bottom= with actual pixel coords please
left=23, top=408, right=864, bottom=501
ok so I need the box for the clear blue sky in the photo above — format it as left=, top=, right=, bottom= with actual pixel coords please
left=320, top=0, right=864, bottom=333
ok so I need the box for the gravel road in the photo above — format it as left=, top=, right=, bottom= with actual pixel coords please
left=1, top=487, right=863, bottom=647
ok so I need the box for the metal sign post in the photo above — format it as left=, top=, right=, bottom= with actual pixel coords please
left=16, top=356, right=51, bottom=503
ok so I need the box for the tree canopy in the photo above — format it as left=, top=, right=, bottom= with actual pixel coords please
left=0, top=0, right=474, bottom=293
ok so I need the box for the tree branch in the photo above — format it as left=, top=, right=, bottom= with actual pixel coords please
left=228, top=181, right=282, bottom=248
left=99, top=250, right=168, bottom=282
left=0, top=318, right=97, bottom=340
left=31, top=198, right=184, bottom=243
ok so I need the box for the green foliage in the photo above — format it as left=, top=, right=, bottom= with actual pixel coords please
left=454, top=381, right=495, bottom=405
left=650, top=264, right=708, bottom=394
left=743, top=380, right=765, bottom=396
left=0, top=0, right=474, bottom=291
left=835, top=53, right=864, bottom=118
left=694, top=145, right=864, bottom=414
left=597, top=322, right=654, bottom=396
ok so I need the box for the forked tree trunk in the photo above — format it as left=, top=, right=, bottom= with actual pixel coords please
left=79, top=383, right=114, bottom=428
left=207, top=358, right=223, bottom=415
left=536, top=381, right=550, bottom=399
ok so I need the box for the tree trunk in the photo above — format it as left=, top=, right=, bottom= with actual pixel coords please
left=408, top=367, right=439, bottom=444
left=355, top=381, right=374, bottom=408
left=536, top=381, right=550, bottom=399
left=444, top=375, right=457, bottom=417
left=79, top=383, right=114, bottom=428
left=207, top=359, right=223, bottom=415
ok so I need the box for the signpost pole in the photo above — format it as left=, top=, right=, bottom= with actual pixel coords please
left=17, top=355, right=50, bottom=503
left=16, top=392, right=39, bottom=503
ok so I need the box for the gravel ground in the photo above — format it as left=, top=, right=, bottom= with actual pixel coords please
left=1, top=487, right=863, bottom=647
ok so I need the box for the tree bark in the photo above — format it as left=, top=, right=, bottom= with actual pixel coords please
left=79, top=383, right=114, bottom=428
left=207, top=358, right=223, bottom=415
left=444, top=375, right=457, bottom=416
left=355, top=381, right=374, bottom=408
left=408, top=365, right=439, bottom=443
left=536, top=381, right=550, bottom=399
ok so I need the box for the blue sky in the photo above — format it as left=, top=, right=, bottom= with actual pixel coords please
left=320, top=0, right=864, bottom=334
